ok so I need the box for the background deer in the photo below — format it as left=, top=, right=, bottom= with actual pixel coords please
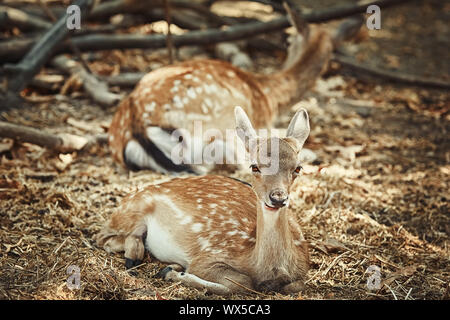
left=108, top=4, right=362, bottom=174
left=96, top=106, right=311, bottom=294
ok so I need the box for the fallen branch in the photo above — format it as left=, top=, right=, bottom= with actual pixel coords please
left=0, top=120, right=88, bottom=153
left=51, top=55, right=123, bottom=107
left=0, top=5, right=52, bottom=31
left=102, top=72, right=146, bottom=87
left=3, top=0, right=93, bottom=93
left=0, top=0, right=415, bottom=62
left=334, top=53, right=450, bottom=89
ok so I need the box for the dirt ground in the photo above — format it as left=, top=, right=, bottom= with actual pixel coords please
left=0, top=1, right=449, bottom=300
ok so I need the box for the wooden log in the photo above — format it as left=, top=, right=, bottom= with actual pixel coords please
left=3, top=0, right=94, bottom=93
left=0, top=0, right=415, bottom=62
left=0, top=5, right=52, bottom=31
left=334, top=53, right=450, bottom=89
left=51, top=55, right=123, bottom=107
left=0, top=120, right=88, bottom=153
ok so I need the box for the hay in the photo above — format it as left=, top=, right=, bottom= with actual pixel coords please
left=1, top=0, right=449, bottom=300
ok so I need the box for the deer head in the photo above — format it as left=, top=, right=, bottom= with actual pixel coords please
left=235, top=106, right=310, bottom=212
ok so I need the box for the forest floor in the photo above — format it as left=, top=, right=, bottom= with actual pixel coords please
left=0, top=0, right=448, bottom=300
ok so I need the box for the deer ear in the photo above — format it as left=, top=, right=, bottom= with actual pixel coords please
left=235, top=106, right=257, bottom=152
left=283, top=1, right=309, bottom=39
left=286, top=108, right=310, bottom=148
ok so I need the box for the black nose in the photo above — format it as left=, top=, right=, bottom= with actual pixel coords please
left=269, top=190, right=288, bottom=208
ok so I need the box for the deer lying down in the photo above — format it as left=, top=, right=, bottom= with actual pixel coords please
left=108, top=4, right=362, bottom=174
left=96, top=106, right=311, bottom=294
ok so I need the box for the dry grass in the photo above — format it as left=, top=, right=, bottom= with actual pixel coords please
left=1, top=75, right=448, bottom=300
left=0, top=0, right=449, bottom=301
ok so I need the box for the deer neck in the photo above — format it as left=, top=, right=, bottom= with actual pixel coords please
left=257, top=29, right=333, bottom=116
left=249, top=201, right=295, bottom=276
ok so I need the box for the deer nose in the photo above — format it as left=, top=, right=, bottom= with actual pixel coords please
left=269, top=190, right=288, bottom=208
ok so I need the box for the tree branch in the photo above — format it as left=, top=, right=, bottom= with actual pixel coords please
left=334, top=53, right=450, bottom=89
left=3, top=0, right=93, bottom=93
left=0, top=0, right=415, bottom=62
left=51, top=55, right=123, bottom=107
left=0, top=5, right=52, bottom=31
left=0, top=120, right=88, bottom=153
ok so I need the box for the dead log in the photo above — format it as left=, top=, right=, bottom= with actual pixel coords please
left=3, top=0, right=94, bottom=94
left=334, top=53, right=450, bottom=89
left=0, top=0, right=415, bottom=62
left=51, top=55, right=123, bottom=107
left=0, top=5, right=52, bottom=31
left=0, top=120, right=89, bottom=153
left=102, top=72, right=146, bottom=87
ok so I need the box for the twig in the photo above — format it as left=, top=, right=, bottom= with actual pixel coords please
left=322, top=252, right=348, bottom=277
left=224, top=276, right=268, bottom=296
left=334, top=53, right=450, bottom=89
left=405, top=288, right=413, bottom=300
left=385, top=284, right=398, bottom=300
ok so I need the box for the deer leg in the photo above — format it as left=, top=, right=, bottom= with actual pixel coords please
left=157, top=262, right=254, bottom=295
left=158, top=267, right=232, bottom=295
left=124, top=234, right=146, bottom=269
left=96, top=212, right=147, bottom=269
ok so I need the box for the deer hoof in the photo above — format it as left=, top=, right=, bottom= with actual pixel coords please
left=154, top=266, right=173, bottom=279
left=125, top=258, right=142, bottom=270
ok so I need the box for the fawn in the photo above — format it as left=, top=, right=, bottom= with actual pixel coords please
left=96, top=106, right=310, bottom=294
left=108, top=4, right=362, bottom=174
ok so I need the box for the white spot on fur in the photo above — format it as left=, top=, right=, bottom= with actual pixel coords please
left=180, top=216, right=192, bottom=225
left=226, top=230, right=238, bottom=236
left=226, top=70, right=235, bottom=77
left=191, top=223, right=203, bottom=233
left=195, top=87, right=203, bottom=94
left=145, top=102, right=156, bottom=112
left=204, top=97, right=213, bottom=108
left=173, top=95, right=183, bottom=109
left=186, top=88, right=197, bottom=99
left=198, top=237, right=210, bottom=250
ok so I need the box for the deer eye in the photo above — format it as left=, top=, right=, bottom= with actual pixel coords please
left=250, top=164, right=261, bottom=173
left=294, top=166, right=302, bottom=174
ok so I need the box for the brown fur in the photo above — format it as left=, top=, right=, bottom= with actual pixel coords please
left=108, top=21, right=334, bottom=170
